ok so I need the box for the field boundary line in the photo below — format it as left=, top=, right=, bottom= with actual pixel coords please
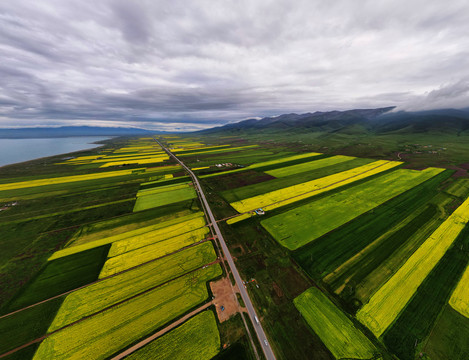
left=110, top=302, right=214, bottom=360
left=0, top=238, right=212, bottom=320
left=157, top=138, right=272, bottom=360
left=0, top=261, right=220, bottom=359
left=222, top=160, right=399, bottom=222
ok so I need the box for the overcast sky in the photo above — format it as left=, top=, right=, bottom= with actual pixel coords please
left=1, top=0, right=469, bottom=131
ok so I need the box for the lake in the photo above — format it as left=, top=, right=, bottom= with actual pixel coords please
left=0, top=137, right=111, bottom=167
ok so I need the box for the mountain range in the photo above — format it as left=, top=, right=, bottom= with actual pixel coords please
left=200, top=107, right=469, bottom=135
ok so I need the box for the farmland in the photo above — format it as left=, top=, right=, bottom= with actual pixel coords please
left=294, top=287, right=378, bottom=360
left=357, top=194, right=469, bottom=337
left=126, top=311, right=220, bottom=360
left=1, top=133, right=469, bottom=360
left=99, top=227, right=211, bottom=277
left=33, top=265, right=222, bottom=359
left=0, top=137, right=229, bottom=360
left=49, top=242, right=217, bottom=332
left=449, top=263, right=469, bottom=318
left=262, top=167, right=444, bottom=250
left=230, top=160, right=402, bottom=214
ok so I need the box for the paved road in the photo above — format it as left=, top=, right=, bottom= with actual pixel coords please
left=157, top=140, right=276, bottom=360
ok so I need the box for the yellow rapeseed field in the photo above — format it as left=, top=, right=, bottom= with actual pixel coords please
left=49, top=212, right=205, bottom=260
left=0, top=168, right=147, bottom=192
left=230, top=160, right=401, bottom=213
left=108, top=217, right=207, bottom=257
left=449, top=264, right=469, bottom=318
left=357, top=195, right=469, bottom=337
left=34, top=265, right=221, bottom=360
left=100, top=156, right=169, bottom=167
left=226, top=212, right=253, bottom=224
left=48, top=242, right=217, bottom=332
left=99, top=227, right=209, bottom=277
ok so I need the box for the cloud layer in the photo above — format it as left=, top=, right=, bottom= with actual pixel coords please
left=1, top=0, right=469, bottom=130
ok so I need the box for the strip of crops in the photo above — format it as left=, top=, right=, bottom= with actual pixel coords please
left=49, top=212, right=204, bottom=259
left=294, top=287, right=378, bottom=360
left=108, top=226, right=209, bottom=259
left=325, top=204, right=438, bottom=297
left=6, top=246, right=109, bottom=311
left=33, top=265, right=222, bottom=360
left=357, top=194, right=469, bottom=337
left=133, top=186, right=196, bottom=212
left=126, top=310, right=220, bottom=360
left=449, top=263, right=469, bottom=318
left=177, top=145, right=258, bottom=157
left=200, top=152, right=322, bottom=178
left=423, top=305, right=469, bottom=360
left=382, top=224, right=469, bottom=360
left=108, top=219, right=207, bottom=257
left=67, top=208, right=195, bottom=247
left=232, top=160, right=401, bottom=213
left=293, top=170, right=451, bottom=280
left=0, top=168, right=149, bottom=192
left=99, top=228, right=210, bottom=278
left=48, top=242, right=216, bottom=332
left=172, top=144, right=230, bottom=154
left=0, top=298, right=63, bottom=355
left=266, top=155, right=355, bottom=177
left=444, top=179, right=469, bottom=198
left=221, top=157, right=373, bottom=203
left=263, top=167, right=443, bottom=250
left=353, top=204, right=443, bottom=304
left=140, top=176, right=191, bottom=189
left=136, top=183, right=190, bottom=197
left=100, top=157, right=169, bottom=167
left=0, top=172, right=156, bottom=201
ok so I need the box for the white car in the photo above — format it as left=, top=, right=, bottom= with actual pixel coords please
left=264, top=339, right=269, bottom=346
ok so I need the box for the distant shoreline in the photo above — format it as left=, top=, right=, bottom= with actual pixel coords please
left=0, top=136, right=112, bottom=168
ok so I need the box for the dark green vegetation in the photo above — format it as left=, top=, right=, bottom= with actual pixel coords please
left=382, top=223, right=469, bottom=360
left=423, top=305, right=469, bottom=360
left=184, top=149, right=293, bottom=169
left=203, top=170, right=276, bottom=192
left=5, top=245, right=109, bottom=312
left=293, top=171, right=452, bottom=291
left=140, top=175, right=190, bottom=190
left=214, top=342, right=249, bottom=360
left=190, top=130, right=468, bottom=360
left=326, top=204, right=438, bottom=294
left=220, top=157, right=373, bottom=202
left=201, top=183, right=334, bottom=360
left=200, top=107, right=469, bottom=170
left=0, top=141, right=186, bottom=309
left=2, top=129, right=469, bottom=360
left=0, top=298, right=63, bottom=354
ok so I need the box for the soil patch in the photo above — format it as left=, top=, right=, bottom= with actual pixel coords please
left=210, top=277, right=239, bottom=323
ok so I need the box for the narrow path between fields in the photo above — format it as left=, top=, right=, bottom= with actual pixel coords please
left=0, top=235, right=211, bottom=320
left=0, top=258, right=220, bottom=359
left=219, top=160, right=397, bottom=223
left=110, top=301, right=214, bottom=360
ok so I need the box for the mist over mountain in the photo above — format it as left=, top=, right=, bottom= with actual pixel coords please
left=199, top=107, right=469, bottom=136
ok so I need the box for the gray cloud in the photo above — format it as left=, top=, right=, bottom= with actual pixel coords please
left=0, top=0, right=468, bottom=130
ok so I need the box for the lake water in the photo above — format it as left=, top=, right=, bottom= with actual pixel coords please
left=0, top=137, right=111, bottom=167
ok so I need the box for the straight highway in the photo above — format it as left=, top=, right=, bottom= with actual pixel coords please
left=156, top=139, right=276, bottom=360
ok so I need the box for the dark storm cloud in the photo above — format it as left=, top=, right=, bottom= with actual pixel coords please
left=0, top=0, right=469, bottom=130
